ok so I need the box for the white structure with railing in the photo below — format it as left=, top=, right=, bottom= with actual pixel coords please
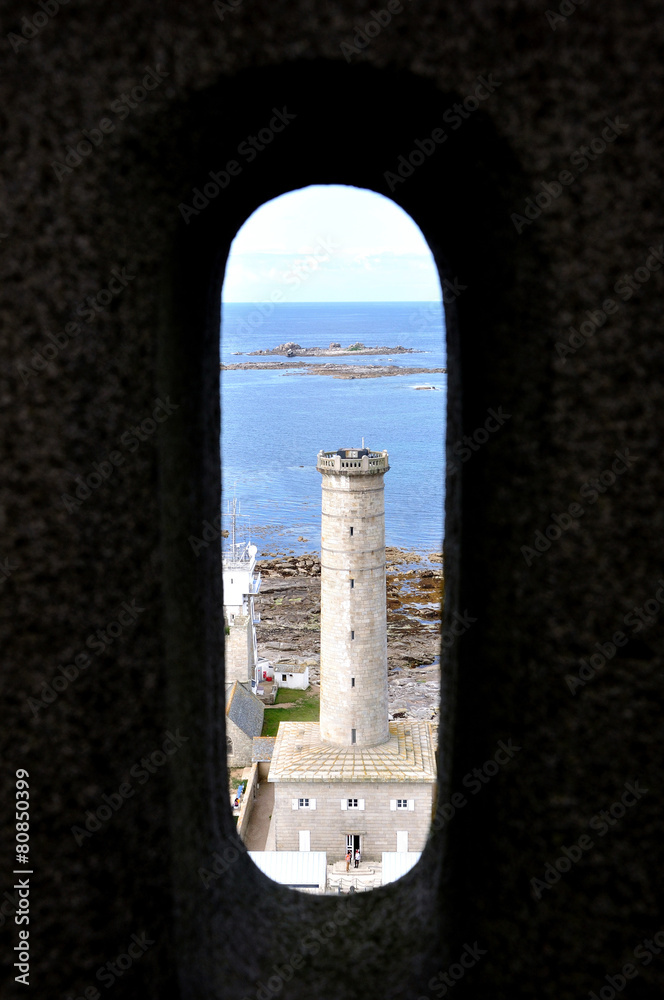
left=223, top=541, right=261, bottom=620
left=223, top=499, right=261, bottom=685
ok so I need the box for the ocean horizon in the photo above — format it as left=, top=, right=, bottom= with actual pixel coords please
left=220, top=301, right=446, bottom=556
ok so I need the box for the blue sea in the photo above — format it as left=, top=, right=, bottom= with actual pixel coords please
left=220, top=302, right=446, bottom=555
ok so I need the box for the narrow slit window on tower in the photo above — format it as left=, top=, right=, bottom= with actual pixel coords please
left=351, top=630, right=355, bottom=640
left=350, top=578, right=354, bottom=589
left=351, top=731, right=356, bottom=745
left=350, top=526, right=353, bottom=536
left=351, top=677, right=355, bottom=688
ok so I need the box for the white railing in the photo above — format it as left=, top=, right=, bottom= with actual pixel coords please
left=222, top=540, right=255, bottom=569
left=317, top=450, right=389, bottom=473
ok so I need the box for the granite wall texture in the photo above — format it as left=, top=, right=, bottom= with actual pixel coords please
left=226, top=718, right=255, bottom=769
left=1, top=1, right=662, bottom=999
left=320, top=469, right=389, bottom=746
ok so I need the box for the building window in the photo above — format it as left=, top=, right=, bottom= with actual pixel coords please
left=350, top=526, right=353, bottom=536
left=396, top=799, right=408, bottom=809
left=282, top=674, right=287, bottom=682
left=351, top=677, right=355, bottom=687
left=350, top=579, right=354, bottom=589
left=351, top=729, right=356, bottom=744
left=292, top=798, right=316, bottom=810
left=341, top=797, right=364, bottom=810
left=351, top=630, right=354, bottom=640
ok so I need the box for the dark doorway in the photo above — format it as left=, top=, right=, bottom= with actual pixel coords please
left=346, top=833, right=361, bottom=855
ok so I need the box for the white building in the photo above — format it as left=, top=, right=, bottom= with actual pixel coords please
left=248, top=851, right=327, bottom=892
left=274, top=662, right=310, bottom=690
left=222, top=501, right=261, bottom=685
left=223, top=540, right=260, bottom=621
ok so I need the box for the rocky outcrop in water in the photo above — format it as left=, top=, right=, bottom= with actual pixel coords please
left=243, top=342, right=420, bottom=357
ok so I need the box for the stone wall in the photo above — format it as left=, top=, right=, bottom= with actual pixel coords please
left=236, top=763, right=259, bottom=839
left=2, top=3, right=662, bottom=999
left=273, top=781, right=434, bottom=860
left=226, top=719, right=255, bottom=769
left=224, top=614, right=253, bottom=683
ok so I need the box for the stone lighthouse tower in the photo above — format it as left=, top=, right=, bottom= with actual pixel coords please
left=316, top=443, right=390, bottom=746
left=267, top=442, right=435, bottom=861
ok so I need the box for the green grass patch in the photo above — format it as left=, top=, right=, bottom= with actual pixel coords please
left=274, top=686, right=298, bottom=705
left=261, top=689, right=320, bottom=738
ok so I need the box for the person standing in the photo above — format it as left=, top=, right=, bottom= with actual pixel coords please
left=345, top=850, right=351, bottom=872
left=354, top=848, right=361, bottom=869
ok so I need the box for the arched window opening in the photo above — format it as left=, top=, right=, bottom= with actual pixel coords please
left=221, top=184, right=445, bottom=892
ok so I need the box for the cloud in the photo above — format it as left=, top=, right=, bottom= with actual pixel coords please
left=223, top=186, right=441, bottom=302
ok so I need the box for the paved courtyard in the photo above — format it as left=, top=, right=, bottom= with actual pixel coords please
left=242, top=780, right=274, bottom=852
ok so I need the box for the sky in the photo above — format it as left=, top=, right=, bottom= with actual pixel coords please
left=222, top=184, right=441, bottom=303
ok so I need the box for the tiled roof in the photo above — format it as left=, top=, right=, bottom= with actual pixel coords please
left=268, top=721, right=436, bottom=783
left=226, top=681, right=264, bottom=739
left=252, top=737, right=276, bottom=762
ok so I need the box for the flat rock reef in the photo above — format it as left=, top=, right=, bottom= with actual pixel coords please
left=221, top=359, right=446, bottom=379
left=222, top=340, right=447, bottom=378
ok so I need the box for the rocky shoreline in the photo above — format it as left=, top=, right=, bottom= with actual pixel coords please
left=221, top=360, right=446, bottom=379
left=242, top=341, right=421, bottom=357
left=255, top=548, right=442, bottom=725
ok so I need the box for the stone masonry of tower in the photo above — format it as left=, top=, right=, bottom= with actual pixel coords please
left=318, top=446, right=390, bottom=746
